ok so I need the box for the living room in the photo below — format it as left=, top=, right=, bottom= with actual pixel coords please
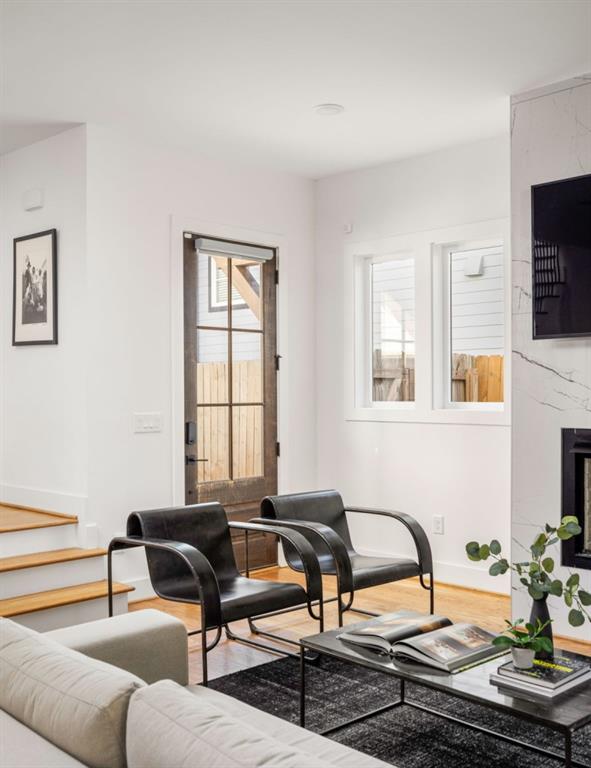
left=0, top=1, right=590, bottom=767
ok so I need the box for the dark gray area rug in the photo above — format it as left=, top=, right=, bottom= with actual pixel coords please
left=209, top=655, right=591, bottom=768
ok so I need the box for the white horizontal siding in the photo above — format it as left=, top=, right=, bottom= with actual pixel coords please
left=371, top=258, right=415, bottom=349
left=451, top=247, right=504, bottom=356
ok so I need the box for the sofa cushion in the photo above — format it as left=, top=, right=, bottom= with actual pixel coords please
left=127, top=680, right=341, bottom=768
left=187, top=684, right=392, bottom=767
left=0, top=618, right=145, bottom=768
left=0, top=710, right=86, bottom=768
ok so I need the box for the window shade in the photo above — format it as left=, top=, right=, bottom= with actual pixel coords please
left=195, top=238, right=274, bottom=262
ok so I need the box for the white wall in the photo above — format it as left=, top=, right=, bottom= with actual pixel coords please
left=511, top=76, right=591, bottom=641
left=0, top=124, right=316, bottom=599
left=0, top=127, right=88, bottom=518
left=84, top=126, right=316, bottom=592
left=315, top=136, right=511, bottom=593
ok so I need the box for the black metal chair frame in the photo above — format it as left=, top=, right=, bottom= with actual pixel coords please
left=108, top=520, right=324, bottom=686
left=250, top=505, right=434, bottom=630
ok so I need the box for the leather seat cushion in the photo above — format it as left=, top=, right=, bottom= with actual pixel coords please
left=349, top=554, right=421, bottom=589
left=286, top=551, right=420, bottom=589
left=219, top=577, right=307, bottom=623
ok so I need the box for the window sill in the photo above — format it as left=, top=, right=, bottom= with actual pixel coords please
left=345, top=406, right=510, bottom=427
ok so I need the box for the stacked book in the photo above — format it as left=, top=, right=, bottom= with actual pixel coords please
left=490, top=653, right=591, bottom=700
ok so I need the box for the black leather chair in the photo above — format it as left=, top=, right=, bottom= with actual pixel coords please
left=107, top=503, right=323, bottom=685
left=253, top=489, right=433, bottom=626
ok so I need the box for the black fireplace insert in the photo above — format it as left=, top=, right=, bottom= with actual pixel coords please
left=562, top=428, right=591, bottom=570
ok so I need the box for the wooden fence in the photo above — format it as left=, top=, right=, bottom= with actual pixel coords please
left=372, top=351, right=503, bottom=403
left=451, top=354, right=504, bottom=403
left=372, top=350, right=415, bottom=402
left=196, top=360, right=262, bottom=482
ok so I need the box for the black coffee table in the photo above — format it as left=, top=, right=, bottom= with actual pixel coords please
left=300, top=618, right=591, bottom=768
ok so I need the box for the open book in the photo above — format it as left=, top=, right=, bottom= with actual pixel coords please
left=338, top=610, right=507, bottom=673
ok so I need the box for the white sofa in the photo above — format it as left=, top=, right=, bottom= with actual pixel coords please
left=0, top=610, right=390, bottom=768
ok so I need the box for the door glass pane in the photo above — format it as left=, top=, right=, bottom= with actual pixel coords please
left=197, top=251, right=229, bottom=327
left=232, top=332, right=263, bottom=403
left=197, top=406, right=230, bottom=482
left=229, top=260, right=262, bottom=330
left=197, top=329, right=228, bottom=404
left=371, top=257, right=415, bottom=402
left=232, top=405, right=264, bottom=479
left=449, top=245, right=504, bottom=403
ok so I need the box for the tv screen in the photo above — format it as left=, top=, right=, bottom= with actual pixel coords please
left=532, top=173, right=591, bottom=339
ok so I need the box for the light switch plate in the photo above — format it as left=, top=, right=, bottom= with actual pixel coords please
left=432, top=515, right=445, bottom=535
left=133, top=412, right=163, bottom=433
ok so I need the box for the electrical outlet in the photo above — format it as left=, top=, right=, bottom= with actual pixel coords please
left=432, top=515, right=445, bottom=535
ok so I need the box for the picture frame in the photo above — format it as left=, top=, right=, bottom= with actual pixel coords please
left=12, top=229, right=58, bottom=346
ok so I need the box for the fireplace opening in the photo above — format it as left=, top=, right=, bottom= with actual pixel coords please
left=562, top=428, right=591, bottom=570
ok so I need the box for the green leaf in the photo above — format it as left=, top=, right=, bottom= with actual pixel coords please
left=537, top=636, right=554, bottom=653
left=568, top=609, right=585, bottom=627
left=529, top=562, right=540, bottom=573
left=557, top=527, right=571, bottom=540
left=528, top=584, right=544, bottom=600
left=541, top=557, right=554, bottom=573
left=565, top=521, right=582, bottom=536
left=579, top=590, right=591, bottom=607
left=565, top=592, right=573, bottom=608
left=566, top=573, right=580, bottom=590
left=479, top=544, right=490, bottom=560
left=466, top=541, right=481, bottom=561
left=549, top=580, right=563, bottom=597
left=561, top=516, right=579, bottom=525
left=492, top=636, right=513, bottom=648
left=489, top=561, right=508, bottom=577
left=489, top=539, right=502, bottom=556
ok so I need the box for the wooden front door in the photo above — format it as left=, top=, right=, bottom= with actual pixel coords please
left=183, top=233, right=278, bottom=569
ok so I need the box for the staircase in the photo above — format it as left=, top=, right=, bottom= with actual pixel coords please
left=0, top=502, right=133, bottom=631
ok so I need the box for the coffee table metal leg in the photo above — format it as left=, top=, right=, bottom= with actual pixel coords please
left=565, top=730, right=572, bottom=768
left=300, top=644, right=306, bottom=728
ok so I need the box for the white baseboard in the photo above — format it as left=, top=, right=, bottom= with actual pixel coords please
left=356, top=545, right=511, bottom=595
left=126, top=577, right=156, bottom=602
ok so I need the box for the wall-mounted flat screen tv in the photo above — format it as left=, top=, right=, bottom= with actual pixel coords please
left=532, top=173, right=591, bottom=339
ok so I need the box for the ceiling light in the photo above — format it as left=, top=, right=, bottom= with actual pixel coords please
left=313, top=103, right=344, bottom=117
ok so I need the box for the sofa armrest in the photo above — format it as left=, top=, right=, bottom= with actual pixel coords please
left=45, top=609, right=188, bottom=686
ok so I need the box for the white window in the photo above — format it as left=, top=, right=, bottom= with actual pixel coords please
left=442, top=242, right=505, bottom=408
left=363, top=254, right=416, bottom=405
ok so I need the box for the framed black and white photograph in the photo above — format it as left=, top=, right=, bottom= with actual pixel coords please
left=12, top=229, right=58, bottom=346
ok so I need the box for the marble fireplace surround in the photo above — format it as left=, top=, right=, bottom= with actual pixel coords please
left=511, top=75, right=591, bottom=640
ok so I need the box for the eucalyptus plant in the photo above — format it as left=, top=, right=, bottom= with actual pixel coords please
left=466, top=516, right=591, bottom=628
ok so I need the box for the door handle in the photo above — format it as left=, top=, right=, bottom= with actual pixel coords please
left=185, top=455, right=208, bottom=465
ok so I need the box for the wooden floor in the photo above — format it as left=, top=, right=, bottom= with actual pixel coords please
left=130, top=567, right=591, bottom=685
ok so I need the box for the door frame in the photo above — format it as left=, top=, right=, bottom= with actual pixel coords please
left=170, top=216, right=289, bottom=506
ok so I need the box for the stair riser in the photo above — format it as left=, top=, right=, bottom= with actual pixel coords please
left=0, top=557, right=106, bottom=599
left=8, top=593, right=129, bottom=632
left=0, top=525, right=78, bottom=557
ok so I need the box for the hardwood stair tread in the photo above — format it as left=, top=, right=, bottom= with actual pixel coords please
left=0, top=502, right=78, bottom=533
left=0, top=548, right=107, bottom=573
left=0, top=580, right=134, bottom=617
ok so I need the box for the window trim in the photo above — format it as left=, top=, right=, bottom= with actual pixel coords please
left=345, top=219, right=510, bottom=427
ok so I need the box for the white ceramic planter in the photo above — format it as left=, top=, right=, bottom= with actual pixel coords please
left=511, top=647, right=535, bottom=669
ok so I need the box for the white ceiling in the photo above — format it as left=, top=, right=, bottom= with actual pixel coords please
left=1, top=0, right=590, bottom=178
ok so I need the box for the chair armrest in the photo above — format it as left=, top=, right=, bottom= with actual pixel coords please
left=229, top=521, right=322, bottom=603
left=108, top=536, right=222, bottom=629
left=345, top=507, right=433, bottom=575
left=249, top=517, right=354, bottom=593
